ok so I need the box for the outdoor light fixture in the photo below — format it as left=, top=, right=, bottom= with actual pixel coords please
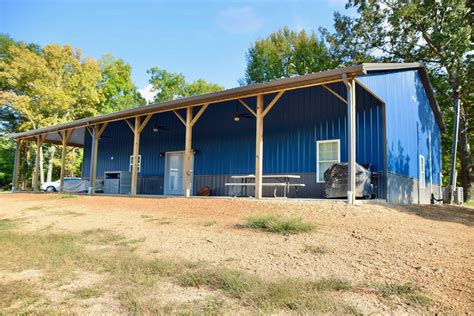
left=233, top=101, right=253, bottom=122
left=153, top=122, right=159, bottom=132
left=192, top=149, right=199, bottom=155
left=233, top=113, right=240, bottom=122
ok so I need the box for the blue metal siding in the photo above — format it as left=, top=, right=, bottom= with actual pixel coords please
left=357, top=70, right=441, bottom=185
left=83, top=84, right=384, bottom=182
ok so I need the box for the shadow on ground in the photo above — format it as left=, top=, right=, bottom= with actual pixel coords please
left=398, top=204, right=474, bottom=227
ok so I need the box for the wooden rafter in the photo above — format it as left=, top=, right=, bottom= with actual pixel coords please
left=191, top=104, right=209, bottom=127
left=138, top=114, right=153, bottom=134
left=173, top=110, right=186, bottom=126
left=238, top=99, right=256, bottom=117
left=262, top=90, right=285, bottom=118
left=322, top=84, right=347, bottom=104
left=125, top=119, right=134, bottom=132
left=97, top=123, right=109, bottom=138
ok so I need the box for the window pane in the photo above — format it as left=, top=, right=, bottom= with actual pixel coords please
left=319, top=142, right=338, bottom=161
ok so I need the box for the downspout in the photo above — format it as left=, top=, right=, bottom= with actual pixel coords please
left=342, top=74, right=356, bottom=205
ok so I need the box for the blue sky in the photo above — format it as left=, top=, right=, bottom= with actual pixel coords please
left=1, top=0, right=350, bottom=100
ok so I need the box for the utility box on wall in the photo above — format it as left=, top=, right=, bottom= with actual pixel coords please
left=104, top=171, right=131, bottom=195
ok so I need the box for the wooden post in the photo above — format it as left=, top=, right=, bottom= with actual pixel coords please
left=255, top=94, right=264, bottom=199
left=11, top=140, right=22, bottom=192
left=184, top=107, right=193, bottom=197
left=89, top=126, right=99, bottom=194
left=347, top=78, right=356, bottom=204
left=33, top=135, right=44, bottom=192
left=131, top=116, right=141, bottom=195
left=60, top=129, right=74, bottom=193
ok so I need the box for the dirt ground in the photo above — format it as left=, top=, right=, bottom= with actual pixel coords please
left=0, top=193, right=473, bottom=314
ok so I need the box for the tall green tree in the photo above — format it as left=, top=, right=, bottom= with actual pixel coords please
left=98, top=54, right=145, bottom=113
left=0, top=43, right=103, bottom=184
left=147, top=67, right=223, bottom=103
left=323, top=0, right=472, bottom=199
left=241, top=27, right=336, bottom=85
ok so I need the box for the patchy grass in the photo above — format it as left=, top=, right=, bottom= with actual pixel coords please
left=0, top=218, right=18, bottom=231
left=144, top=217, right=172, bottom=225
left=242, top=213, right=314, bottom=234
left=58, top=194, right=78, bottom=199
left=0, top=217, right=352, bottom=314
left=50, top=210, right=84, bottom=217
left=177, top=266, right=353, bottom=313
left=140, top=214, right=153, bottom=219
left=203, top=220, right=217, bottom=227
left=376, top=282, right=431, bottom=307
left=0, top=281, right=45, bottom=311
left=73, top=287, right=103, bottom=299
left=303, top=244, right=328, bottom=255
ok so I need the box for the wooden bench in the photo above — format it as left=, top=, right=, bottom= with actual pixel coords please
left=225, top=182, right=305, bottom=198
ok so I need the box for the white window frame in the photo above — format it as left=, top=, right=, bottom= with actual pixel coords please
left=419, top=155, right=425, bottom=189
left=129, top=155, right=141, bottom=173
left=316, top=139, right=341, bottom=183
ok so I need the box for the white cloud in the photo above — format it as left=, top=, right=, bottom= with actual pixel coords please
left=216, top=6, right=264, bottom=34
left=138, top=84, right=157, bottom=103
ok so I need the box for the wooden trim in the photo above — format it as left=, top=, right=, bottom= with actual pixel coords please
left=125, top=119, right=134, bottom=132
left=12, top=140, right=23, bottom=192
left=138, top=114, right=153, bottom=134
left=65, top=128, right=75, bottom=143
left=86, top=126, right=93, bottom=137
left=130, top=117, right=141, bottom=195
left=262, top=90, right=285, bottom=118
left=13, top=77, right=351, bottom=142
left=97, top=122, right=109, bottom=138
left=190, top=104, right=209, bottom=127
left=238, top=99, right=256, bottom=117
left=173, top=110, right=186, bottom=126
left=255, top=94, right=264, bottom=199
left=322, top=84, right=348, bottom=104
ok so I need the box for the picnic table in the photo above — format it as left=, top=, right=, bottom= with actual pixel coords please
left=225, top=174, right=305, bottom=198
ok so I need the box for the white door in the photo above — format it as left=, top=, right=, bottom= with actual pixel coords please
left=164, top=151, right=193, bottom=195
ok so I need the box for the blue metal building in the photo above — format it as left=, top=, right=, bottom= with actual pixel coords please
left=11, top=63, right=445, bottom=204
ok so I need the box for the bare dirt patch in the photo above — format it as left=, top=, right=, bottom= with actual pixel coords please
left=0, top=193, right=473, bottom=314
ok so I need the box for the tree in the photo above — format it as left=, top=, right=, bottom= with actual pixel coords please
left=323, top=0, right=472, bottom=199
left=147, top=67, right=223, bottom=103
left=98, top=54, right=145, bottom=113
left=240, top=27, right=336, bottom=85
left=0, top=43, right=103, bottom=183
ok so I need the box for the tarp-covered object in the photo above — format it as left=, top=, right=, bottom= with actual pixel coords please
left=324, top=163, right=372, bottom=198
left=63, top=179, right=104, bottom=193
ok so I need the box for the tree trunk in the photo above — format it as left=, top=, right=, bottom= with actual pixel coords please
left=39, top=145, right=44, bottom=185
left=46, top=145, right=56, bottom=183
left=458, top=107, right=472, bottom=201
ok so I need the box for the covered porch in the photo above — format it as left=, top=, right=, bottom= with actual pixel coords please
left=11, top=65, right=387, bottom=204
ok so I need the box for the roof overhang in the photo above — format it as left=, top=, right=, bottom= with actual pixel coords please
left=9, top=62, right=445, bottom=145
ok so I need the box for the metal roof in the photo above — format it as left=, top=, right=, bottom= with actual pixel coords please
left=10, top=62, right=445, bottom=143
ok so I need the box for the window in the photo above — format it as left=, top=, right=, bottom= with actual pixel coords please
left=419, top=155, right=425, bottom=189
left=129, top=155, right=141, bottom=173
left=317, top=139, right=340, bottom=183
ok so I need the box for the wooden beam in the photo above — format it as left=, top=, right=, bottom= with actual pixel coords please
left=57, top=131, right=63, bottom=142
left=89, top=127, right=99, bottom=194
left=138, top=114, right=153, bottom=134
left=97, top=122, right=109, bottom=138
left=125, top=119, right=134, bottom=132
left=190, top=103, right=209, bottom=127
left=11, top=140, right=22, bottom=192
left=173, top=110, right=186, bottom=126
left=184, top=107, right=193, bottom=197
left=59, top=130, right=67, bottom=193
left=255, top=94, right=264, bottom=199
left=86, top=126, right=93, bottom=137
left=33, top=135, right=45, bottom=192
left=238, top=99, right=256, bottom=117
left=262, top=90, right=285, bottom=118
left=322, top=84, right=348, bottom=104
left=131, top=116, right=141, bottom=195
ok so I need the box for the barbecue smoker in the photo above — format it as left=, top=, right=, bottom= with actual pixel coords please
left=324, top=163, right=374, bottom=199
